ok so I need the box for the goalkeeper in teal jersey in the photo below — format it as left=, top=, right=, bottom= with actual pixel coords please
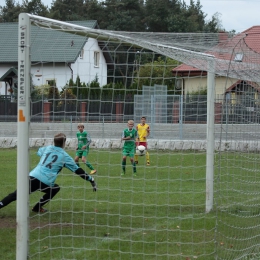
left=0, top=133, right=97, bottom=213
left=75, top=123, right=96, bottom=175
left=121, top=120, right=138, bottom=176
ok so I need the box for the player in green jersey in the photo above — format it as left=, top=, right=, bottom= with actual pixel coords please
left=121, top=120, right=138, bottom=176
left=75, top=123, right=96, bottom=175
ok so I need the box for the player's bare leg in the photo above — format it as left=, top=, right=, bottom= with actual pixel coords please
left=74, top=156, right=80, bottom=167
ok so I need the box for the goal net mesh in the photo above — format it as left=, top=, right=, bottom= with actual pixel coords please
left=13, top=15, right=260, bottom=259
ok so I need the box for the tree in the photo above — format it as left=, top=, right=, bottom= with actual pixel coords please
left=47, top=85, right=60, bottom=101
left=80, top=0, right=104, bottom=21
left=185, top=0, right=206, bottom=32
left=31, top=84, right=51, bottom=100
left=0, top=0, right=22, bottom=22
left=166, top=1, right=189, bottom=32
left=133, top=56, right=179, bottom=93
left=204, top=12, right=223, bottom=33
left=21, top=0, right=49, bottom=16
left=100, top=0, right=145, bottom=31
left=73, top=75, right=89, bottom=100
left=144, top=0, right=182, bottom=32
left=144, top=0, right=221, bottom=33
left=59, top=87, right=77, bottom=109
left=49, top=0, right=84, bottom=20
left=168, top=0, right=207, bottom=32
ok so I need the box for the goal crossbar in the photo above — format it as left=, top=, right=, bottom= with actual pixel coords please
left=27, top=14, right=260, bottom=81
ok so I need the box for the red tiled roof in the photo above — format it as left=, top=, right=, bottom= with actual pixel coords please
left=172, top=64, right=207, bottom=77
left=172, top=64, right=199, bottom=71
left=241, top=26, right=260, bottom=53
left=225, top=80, right=260, bottom=93
left=172, top=26, right=260, bottom=75
left=211, top=26, right=260, bottom=62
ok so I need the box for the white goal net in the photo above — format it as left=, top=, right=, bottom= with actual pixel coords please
left=2, top=13, right=260, bottom=260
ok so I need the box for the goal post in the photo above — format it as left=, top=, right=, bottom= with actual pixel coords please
left=206, top=59, right=216, bottom=213
left=14, top=13, right=260, bottom=260
left=17, top=13, right=218, bottom=258
left=17, top=13, right=31, bottom=260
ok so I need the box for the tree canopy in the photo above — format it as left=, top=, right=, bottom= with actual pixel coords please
left=0, top=0, right=227, bottom=96
left=0, top=0, right=225, bottom=32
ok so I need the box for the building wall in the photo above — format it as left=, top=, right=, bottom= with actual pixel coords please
left=183, top=76, right=207, bottom=94
left=215, top=76, right=238, bottom=96
left=0, top=81, right=5, bottom=95
left=31, top=39, right=107, bottom=89
left=72, top=38, right=107, bottom=86
left=31, top=65, right=71, bottom=89
left=0, top=38, right=108, bottom=94
left=0, top=64, right=16, bottom=95
left=183, top=75, right=238, bottom=96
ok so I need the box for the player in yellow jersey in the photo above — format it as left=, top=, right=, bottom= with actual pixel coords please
left=135, top=116, right=150, bottom=166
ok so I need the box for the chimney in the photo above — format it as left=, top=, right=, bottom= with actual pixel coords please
left=219, top=31, right=228, bottom=44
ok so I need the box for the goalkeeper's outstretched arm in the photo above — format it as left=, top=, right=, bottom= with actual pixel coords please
left=75, top=168, right=97, bottom=191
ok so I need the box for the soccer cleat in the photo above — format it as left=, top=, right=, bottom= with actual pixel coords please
left=90, top=169, right=97, bottom=175
left=146, top=162, right=150, bottom=166
left=133, top=173, right=137, bottom=176
left=90, top=177, right=97, bottom=191
left=121, top=172, right=125, bottom=176
left=135, top=161, right=138, bottom=164
left=32, top=207, right=48, bottom=213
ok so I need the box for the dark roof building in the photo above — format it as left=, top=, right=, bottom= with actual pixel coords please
left=0, top=20, right=98, bottom=63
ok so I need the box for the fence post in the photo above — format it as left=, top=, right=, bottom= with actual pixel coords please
left=116, top=102, right=123, bottom=122
left=215, top=102, right=222, bottom=123
left=172, top=101, right=180, bottom=123
left=81, top=102, right=87, bottom=122
left=43, top=101, right=51, bottom=122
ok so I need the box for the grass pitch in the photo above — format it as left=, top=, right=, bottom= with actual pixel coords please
left=1, top=148, right=260, bottom=259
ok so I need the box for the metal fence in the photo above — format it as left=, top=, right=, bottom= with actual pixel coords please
left=1, top=95, right=260, bottom=124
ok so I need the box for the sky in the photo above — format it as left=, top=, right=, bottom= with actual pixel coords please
left=186, top=0, right=260, bottom=33
left=0, top=0, right=259, bottom=33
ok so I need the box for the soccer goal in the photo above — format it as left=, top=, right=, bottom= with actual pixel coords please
left=14, top=13, right=260, bottom=260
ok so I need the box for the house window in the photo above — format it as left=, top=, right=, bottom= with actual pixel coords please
left=79, top=49, right=84, bottom=59
left=234, top=53, right=243, bottom=62
left=94, top=51, right=100, bottom=67
left=46, top=79, right=56, bottom=86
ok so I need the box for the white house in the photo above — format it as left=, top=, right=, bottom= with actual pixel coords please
left=0, top=20, right=111, bottom=95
